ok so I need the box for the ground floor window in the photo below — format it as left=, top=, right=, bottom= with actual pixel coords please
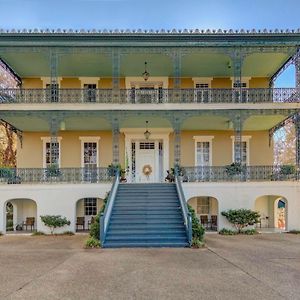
left=84, top=198, right=97, bottom=216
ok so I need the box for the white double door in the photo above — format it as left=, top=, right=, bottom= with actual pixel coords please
left=135, top=141, right=160, bottom=183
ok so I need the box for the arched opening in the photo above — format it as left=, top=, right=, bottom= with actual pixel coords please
left=254, top=195, right=288, bottom=232
left=75, top=198, right=104, bottom=232
left=187, top=196, right=219, bottom=231
left=4, top=199, right=37, bottom=233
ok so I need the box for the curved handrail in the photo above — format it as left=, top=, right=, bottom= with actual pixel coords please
left=175, top=175, right=192, bottom=244
left=100, top=173, right=120, bottom=245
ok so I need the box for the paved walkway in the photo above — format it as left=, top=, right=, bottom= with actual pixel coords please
left=0, top=233, right=299, bottom=299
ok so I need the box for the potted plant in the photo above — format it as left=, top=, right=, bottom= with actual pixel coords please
left=45, top=164, right=61, bottom=178
left=279, top=164, right=295, bottom=179
left=108, top=163, right=121, bottom=177
left=120, top=168, right=127, bottom=182
left=225, top=162, right=245, bottom=179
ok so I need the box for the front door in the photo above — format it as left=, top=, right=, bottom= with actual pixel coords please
left=136, top=141, right=156, bottom=182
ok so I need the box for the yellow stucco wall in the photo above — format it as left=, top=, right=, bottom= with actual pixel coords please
left=22, top=78, right=43, bottom=88
left=180, top=130, right=273, bottom=166
left=17, top=130, right=273, bottom=168
left=249, top=77, right=270, bottom=88
left=60, top=78, right=81, bottom=88
left=21, top=77, right=270, bottom=89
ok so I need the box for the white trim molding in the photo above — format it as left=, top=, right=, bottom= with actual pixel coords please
left=193, top=136, right=214, bottom=166
left=125, top=76, right=169, bottom=89
left=78, top=77, right=100, bottom=88
left=79, top=136, right=101, bottom=168
left=230, top=135, right=252, bottom=165
left=41, top=137, right=62, bottom=168
left=41, top=77, right=63, bottom=88
left=192, top=77, right=213, bottom=88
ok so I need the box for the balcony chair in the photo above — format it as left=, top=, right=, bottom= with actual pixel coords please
left=200, top=215, right=209, bottom=229
left=76, top=217, right=85, bottom=231
left=22, top=217, right=35, bottom=231
left=210, top=215, right=218, bottom=231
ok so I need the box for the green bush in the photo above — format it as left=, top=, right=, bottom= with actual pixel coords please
left=0, top=232, right=3, bottom=236
left=45, top=164, right=61, bottom=177
left=219, top=228, right=238, bottom=235
left=85, top=236, right=101, bottom=248
left=6, top=219, right=13, bottom=231
left=40, top=215, right=71, bottom=234
left=288, top=230, right=300, bottom=234
left=280, top=165, right=295, bottom=175
left=221, top=209, right=260, bottom=233
left=241, top=229, right=258, bottom=235
left=225, top=163, right=244, bottom=176
left=191, top=238, right=205, bottom=248
left=188, top=204, right=205, bottom=242
left=89, top=192, right=109, bottom=242
left=31, top=231, right=45, bottom=236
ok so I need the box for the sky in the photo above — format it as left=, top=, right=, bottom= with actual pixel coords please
left=0, top=0, right=299, bottom=86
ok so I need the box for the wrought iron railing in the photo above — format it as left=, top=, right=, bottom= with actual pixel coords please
left=181, top=165, right=298, bottom=182
left=100, top=173, right=120, bottom=245
left=0, top=88, right=299, bottom=104
left=175, top=175, right=192, bottom=244
left=0, top=167, right=112, bottom=184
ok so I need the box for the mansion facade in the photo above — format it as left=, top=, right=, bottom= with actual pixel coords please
left=0, top=28, right=300, bottom=246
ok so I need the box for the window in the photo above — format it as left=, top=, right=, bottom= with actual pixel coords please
left=45, top=142, right=60, bottom=166
left=197, top=197, right=209, bottom=215
left=231, top=136, right=251, bottom=165
left=46, top=83, right=59, bottom=102
left=84, top=198, right=97, bottom=216
left=193, top=136, right=214, bottom=166
left=139, top=142, right=155, bottom=150
left=83, top=84, right=97, bottom=102
left=41, top=137, right=62, bottom=168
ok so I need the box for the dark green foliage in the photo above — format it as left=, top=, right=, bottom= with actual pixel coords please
left=225, top=163, right=244, bottom=176
left=89, top=192, right=109, bottom=241
left=85, top=237, right=101, bottom=248
left=288, top=230, right=300, bottom=234
left=219, top=228, right=238, bottom=235
left=45, top=164, right=61, bottom=177
left=280, top=165, right=295, bottom=175
left=40, top=215, right=71, bottom=234
left=188, top=204, right=205, bottom=242
left=221, top=209, right=260, bottom=233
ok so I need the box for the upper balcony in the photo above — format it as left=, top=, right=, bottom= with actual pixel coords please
left=1, top=87, right=300, bottom=105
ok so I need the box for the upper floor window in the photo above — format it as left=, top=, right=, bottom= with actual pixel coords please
left=83, top=84, right=97, bottom=102
left=41, top=137, right=62, bottom=168
left=231, top=136, right=251, bottom=165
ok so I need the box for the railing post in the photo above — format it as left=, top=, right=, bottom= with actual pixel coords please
left=293, top=114, right=300, bottom=179
left=111, top=117, right=120, bottom=165
left=172, top=117, right=182, bottom=167
left=48, top=115, right=61, bottom=176
left=49, top=49, right=59, bottom=102
left=100, top=213, right=104, bottom=244
left=295, top=48, right=300, bottom=89
left=112, top=48, right=120, bottom=103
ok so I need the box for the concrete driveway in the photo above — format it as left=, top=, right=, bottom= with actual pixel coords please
left=0, top=233, right=299, bottom=299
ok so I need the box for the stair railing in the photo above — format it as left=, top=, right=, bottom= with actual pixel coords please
left=100, top=172, right=120, bottom=245
left=175, top=175, right=192, bottom=245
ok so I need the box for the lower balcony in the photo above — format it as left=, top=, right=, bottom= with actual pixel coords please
left=182, top=165, right=298, bottom=182
left=0, top=165, right=297, bottom=184
left=0, top=167, right=112, bottom=184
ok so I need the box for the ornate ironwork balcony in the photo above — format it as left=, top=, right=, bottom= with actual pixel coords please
left=0, top=167, right=112, bottom=184
left=181, top=165, right=298, bottom=182
left=0, top=88, right=299, bottom=104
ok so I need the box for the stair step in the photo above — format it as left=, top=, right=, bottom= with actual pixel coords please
left=110, top=220, right=184, bottom=225
left=112, top=209, right=180, bottom=214
left=107, top=229, right=186, bottom=235
left=105, top=235, right=187, bottom=241
left=103, top=241, right=189, bottom=248
left=109, top=224, right=186, bottom=230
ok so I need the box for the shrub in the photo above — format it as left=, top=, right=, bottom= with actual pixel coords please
left=219, top=228, right=237, bottom=235
left=0, top=232, right=3, bottom=236
left=45, top=164, right=61, bottom=177
left=288, top=230, right=300, bottom=234
left=188, top=204, right=205, bottom=242
left=280, top=165, right=295, bottom=175
left=6, top=219, right=14, bottom=231
left=242, top=229, right=258, bottom=235
left=85, top=236, right=101, bottom=248
left=191, top=238, right=205, bottom=248
left=40, top=215, right=71, bottom=234
left=221, top=209, right=260, bottom=233
left=32, top=231, right=45, bottom=236
left=61, top=231, right=75, bottom=236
